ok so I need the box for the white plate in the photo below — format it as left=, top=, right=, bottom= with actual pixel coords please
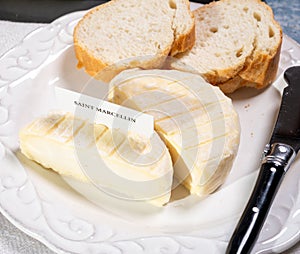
left=1, top=3, right=300, bottom=254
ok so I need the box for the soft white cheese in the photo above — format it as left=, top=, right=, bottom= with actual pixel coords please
left=109, top=69, right=240, bottom=196
left=19, top=112, right=173, bottom=206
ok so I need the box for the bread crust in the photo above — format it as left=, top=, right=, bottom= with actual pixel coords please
left=218, top=40, right=282, bottom=93
left=172, top=0, right=282, bottom=93
left=73, top=0, right=195, bottom=80
left=73, top=2, right=112, bottom=77
left=170, top=0, right=195, bottom=56
left=198, top=1, right=254, bottom=85
left=217, top=2, right=283, bottom=93
left=74, top=43, right=106, bottom=77
left=170, top=23, right=196, bottom=56
left=171, top=1, right=256, bottom=85
left=74, top=41, right=172, bottom=81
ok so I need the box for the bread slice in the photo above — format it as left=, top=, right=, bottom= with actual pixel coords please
left=171, top=0, right=282, bottom=93
left=74, top=0, right=194, bottom=78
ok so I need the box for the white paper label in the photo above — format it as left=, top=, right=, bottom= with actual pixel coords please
left=55, top=87, right=154, bottom=137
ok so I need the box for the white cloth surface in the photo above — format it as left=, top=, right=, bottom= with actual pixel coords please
left=0, top=21, right=43, bottom=57
left=0, top=19, right=300, bottom=254
left=0, top=20, right=55, bottom=254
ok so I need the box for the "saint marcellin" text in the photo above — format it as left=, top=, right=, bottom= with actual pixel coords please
left=74, top=100, right=136, bottom=123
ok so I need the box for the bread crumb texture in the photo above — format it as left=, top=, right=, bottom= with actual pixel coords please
left=73, top=0, right=194, bottom=79
left=171, top=0, right=282, bottom=93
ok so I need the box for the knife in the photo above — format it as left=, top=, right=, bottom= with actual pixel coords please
left=226, top=66, right=300, bottom=254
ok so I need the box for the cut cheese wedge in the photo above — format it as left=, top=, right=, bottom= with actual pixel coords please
left=109, top=69, right=240, bottom=196
left=19, top=112, right=173, bottom=206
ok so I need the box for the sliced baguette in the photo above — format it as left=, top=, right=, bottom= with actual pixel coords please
left=74, top=0, right=194, bottom=78
left=171, top=0, right=282, bottom=93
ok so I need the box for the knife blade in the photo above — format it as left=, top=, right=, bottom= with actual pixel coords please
left=226, top=66, right=300, bottom=254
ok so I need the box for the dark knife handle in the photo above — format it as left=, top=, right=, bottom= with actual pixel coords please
left=226, top=143, right=296, bottom=254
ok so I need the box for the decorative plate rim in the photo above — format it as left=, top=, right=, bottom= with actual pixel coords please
left=1, top=4, right=300, bottom=254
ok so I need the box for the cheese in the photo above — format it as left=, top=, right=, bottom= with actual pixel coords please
left=19, top=112, right=173, bottom=206
left=109, top=69, right=240, bottom=196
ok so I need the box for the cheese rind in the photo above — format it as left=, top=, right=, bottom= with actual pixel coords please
left=109, top=69, right=240, bottom=196
left=19, top=112, right=173, bottom=206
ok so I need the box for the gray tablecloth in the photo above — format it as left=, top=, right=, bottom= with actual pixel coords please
left=0, top=0, right=299, bottom=253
